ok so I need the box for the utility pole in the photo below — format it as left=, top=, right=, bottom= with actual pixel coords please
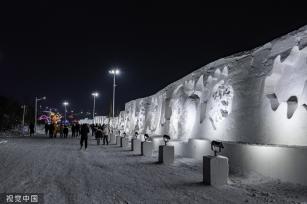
left=91, top=92, right=99, bottom=124
left=109, top=68, right=120, bottom=118
left=34, top=96, right=46, bottom=133
left=21, top=105, right=26, bottom=127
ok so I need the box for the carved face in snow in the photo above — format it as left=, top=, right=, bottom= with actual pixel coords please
left=124, top=112, right=130, bottom=133
left=146, top=96, right=160, bottom=133
left=119, top=112, right=125, bottom=129
left=265, top=46, right=307, bottom=118
left=124, top=102, right=137, bottom=133
left=136, top=101, right=147, bottom=132
left=199, top=66, right=234, bottom=130
left=207, top=80, right=233, bottom=130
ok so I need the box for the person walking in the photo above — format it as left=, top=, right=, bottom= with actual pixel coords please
left=44, top=123, right=49, bottom=136
left=80, top=123, right=89, bottom=150
left=53, top=124, right=58, bottom=138
left=71, top=123, right=76, bottom=138
left=60, top=124, right=64, bottom=138
left=29, top=123, right=35, bottom=136
left=75, top=123, right=80, bottom=137
left=90, top=124, right=95, bottom=136
left=49, top=123, right=54, bottom=138
left=63, top=125, right=69, bottom=138
left=102, top=124, right=109, bottom=145
left=95, top=127, right=102, bottom=145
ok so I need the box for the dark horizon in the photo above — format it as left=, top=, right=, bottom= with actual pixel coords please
left=1, top=3, right=307, bottom=116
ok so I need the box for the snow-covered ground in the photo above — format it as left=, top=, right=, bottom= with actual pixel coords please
left=0, top=134, right=306, bottom=204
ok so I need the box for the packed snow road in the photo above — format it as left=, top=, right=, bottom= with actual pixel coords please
left=0, top=135, right=306, bottom=204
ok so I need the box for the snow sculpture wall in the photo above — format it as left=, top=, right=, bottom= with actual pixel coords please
left=134, top=98, right=149, bottom=134
left=80, top=116, right=111, bottom=125
left=206, top=67, right=233, bottom=130
left=79, top=118, right=93, bottom=124
left=93, top=116, right=109, bottom=125
left=120, top=25, right=307, bottom=146
left=118, top=111, right=126, bottom=132
left=109, top=117, right=119, bottom=129
left=145, top=95, right=163, bottom=135
left=265, top=46, right=307, bottom=118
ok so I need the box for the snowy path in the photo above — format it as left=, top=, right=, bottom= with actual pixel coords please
left=0, top=135, right=306, bottom=204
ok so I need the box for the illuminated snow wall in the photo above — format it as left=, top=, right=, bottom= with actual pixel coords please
left=93, top=116, right=109, bottom=125
left=118, top=25, right=307, bottom=146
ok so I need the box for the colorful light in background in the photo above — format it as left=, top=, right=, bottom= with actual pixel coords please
left=38, top=110, right=62, bottom=124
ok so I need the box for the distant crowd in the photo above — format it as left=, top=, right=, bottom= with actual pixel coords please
left=44, top=123, right=82, bottom=138
left=42, top=123, right=111, bottom=150
left=27, top=122, right=112, bottom=150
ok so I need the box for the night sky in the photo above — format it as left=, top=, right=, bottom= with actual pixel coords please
left=1, top=2, right=307, bottom=116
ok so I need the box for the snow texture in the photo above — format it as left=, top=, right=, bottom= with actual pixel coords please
left=110, top=25, right=307, bottom=146
left=0, top=135, right=307, bottom=204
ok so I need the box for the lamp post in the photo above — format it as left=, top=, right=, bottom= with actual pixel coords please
left=35, top=96, right=46, bottom=133
left=92, top=92, right=99, bottom=124
left=109, top=68, right=120, bottom=118
left=21, top=105, right=26, bottom=135
left=21, top=105, right=26, bottom=127
left=63, top=101, right=69, bottom=124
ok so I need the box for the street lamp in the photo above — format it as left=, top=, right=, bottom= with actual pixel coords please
left=21, top=105, right=26, bottom=135
left=92, top=92, right=99, bottom=124
left=35, top=96, right=46, bottom=133
left=109, top=68, right=120, bottom=118
left=21, top=105, right=26, bottom=127
left=63, top=101, right=69, bottom=124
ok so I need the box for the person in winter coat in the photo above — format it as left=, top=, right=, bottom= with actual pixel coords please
left=75, top=123, right=80, bottom=137
left=80, top=124, right=90, bottom=150
left=71, top=124, right=76, bottom=138
left=29, top=123, right=35, bottom=136
left=44, top=123, right=49, bottom=136
left=49, top=124, right=54, bottom=138
left=63, top=125, right=69, bottom=138
left=95, top=128, right=102, bottom=145
left=90, top=124, right=95, bottom=136
left=60, top=124, right=64, bottom=138
left=53, top=124, right=59, bottom=138
left=102, top=124, right=109, bottom=145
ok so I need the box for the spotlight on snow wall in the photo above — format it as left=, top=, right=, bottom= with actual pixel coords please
left=118, top=25, right=307, bottom=147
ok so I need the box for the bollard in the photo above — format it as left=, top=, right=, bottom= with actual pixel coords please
left=141, top=141, right=153, bottom=157
left=203, top=155, right=229, bottom=186
left=158, top=145, right=174, bottom=164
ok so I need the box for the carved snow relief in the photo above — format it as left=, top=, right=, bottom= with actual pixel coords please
left=167, top=79, right=202, bottom=140
left=201, top=66, right=234, bottom=130
left=182, top=94, right=200, bottom=139
left=146, top=96, right=159, bottom=134
left=134, top=99, right=148, bottom=133
left=116, top=26, right=307, bottom=146
left=169, top=85, right=186, bottom=139
left=265, top=46, right=307, bottom=118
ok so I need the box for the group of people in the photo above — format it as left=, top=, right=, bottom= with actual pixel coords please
left=30, top=122, right=111, bottom=151
left=44, top=123, right=81, bottom=138
left=46, top=122, right=91, bottom=150
left=79, top=123, right=111, bottom=150
left=92, top=124, right=110, bottom=145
